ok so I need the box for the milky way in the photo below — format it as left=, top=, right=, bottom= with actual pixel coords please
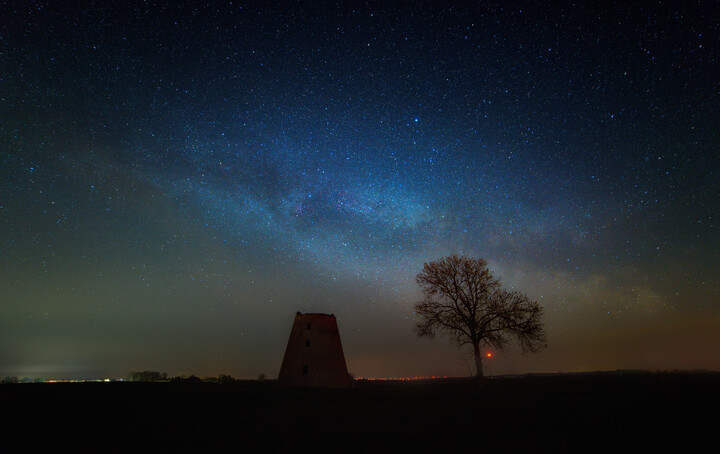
left=2, top=2, right=718, bottom=379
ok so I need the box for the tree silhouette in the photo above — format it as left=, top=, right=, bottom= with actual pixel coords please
left=414, top=254, right=546, bottom=379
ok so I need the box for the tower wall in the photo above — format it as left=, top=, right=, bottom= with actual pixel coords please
left=278, top=312, right=350, bottom=388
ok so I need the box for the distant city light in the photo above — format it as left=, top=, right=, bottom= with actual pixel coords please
left=355, top=376, right=448, bottom=381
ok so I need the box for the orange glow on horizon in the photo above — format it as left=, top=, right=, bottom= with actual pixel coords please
left=355, top=376, right=448, bottom=381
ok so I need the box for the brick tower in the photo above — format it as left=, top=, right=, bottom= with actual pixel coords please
left=278, top=312, right=351, bottom=388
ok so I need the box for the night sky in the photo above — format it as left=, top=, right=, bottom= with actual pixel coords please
left=2, top=1, right=719, bottom=380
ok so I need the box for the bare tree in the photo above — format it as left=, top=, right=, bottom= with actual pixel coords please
left=414, top=254, right=546, bottom=379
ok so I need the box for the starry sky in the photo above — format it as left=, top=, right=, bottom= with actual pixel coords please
left=2, top=1, right=719, bottom=380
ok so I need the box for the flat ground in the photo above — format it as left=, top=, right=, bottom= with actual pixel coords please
left=2, top=372, right=717, bottom=452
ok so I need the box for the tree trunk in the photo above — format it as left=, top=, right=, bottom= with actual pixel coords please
left=473, top=342, right=484, bottom=379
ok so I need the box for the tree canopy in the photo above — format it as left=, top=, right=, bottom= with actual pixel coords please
left=414, top=254, right=546, bottom=378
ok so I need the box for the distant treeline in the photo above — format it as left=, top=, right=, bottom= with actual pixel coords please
left=2, top=376, right=45, bottom=384
left=126, top=371, right=264, bottom=383
left=126, top=371, right=168, bottom=382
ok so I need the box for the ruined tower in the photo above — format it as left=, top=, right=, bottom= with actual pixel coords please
left=278, top=312, right=351, bottom=388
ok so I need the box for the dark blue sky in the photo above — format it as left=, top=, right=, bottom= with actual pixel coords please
left=2, top=1, right=719, bottom=379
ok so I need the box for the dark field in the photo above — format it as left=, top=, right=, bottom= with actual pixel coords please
left=2, top=372, right=718, bottom=452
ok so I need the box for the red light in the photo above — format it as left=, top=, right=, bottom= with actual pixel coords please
left=486, top=352, right=492, bottom=358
